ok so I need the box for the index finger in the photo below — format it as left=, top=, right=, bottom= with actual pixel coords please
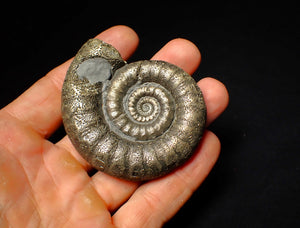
left=2, top=25, right=139, bottom=138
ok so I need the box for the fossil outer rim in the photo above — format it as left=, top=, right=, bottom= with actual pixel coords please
left=61, top=39, right=206, bottom=181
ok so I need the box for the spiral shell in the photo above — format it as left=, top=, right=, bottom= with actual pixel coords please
left=61, top=39, right=206, bottom=181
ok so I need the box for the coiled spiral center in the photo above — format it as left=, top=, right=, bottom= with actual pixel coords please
left=131, top=96, right=159, bottom=121
left=126, top=83, right=172, bottom=126
left=105, top=80, right=175, bottom=141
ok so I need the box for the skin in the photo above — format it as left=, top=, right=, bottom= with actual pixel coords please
left=0, top=25, right=229, bottom=227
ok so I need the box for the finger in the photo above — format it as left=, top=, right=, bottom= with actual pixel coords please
left=198, top=77, right=229, bottom=126
left=112, top=130, right=220, bottom=227
left=3, top=25, right=139, bottom=138
left=151, top=38, right=201, bottom=75
left=91, top=171, right=139, bottom=212
left=41, top=143, right=112, bottom=226
left=56, top=136, right=92, bottom=170
left=152, top=39, right=229, bottom=126
left=56, top=136, right=140, bottom=213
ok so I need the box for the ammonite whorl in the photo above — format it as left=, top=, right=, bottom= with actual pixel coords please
left=61, top=39, right=206, bottom=181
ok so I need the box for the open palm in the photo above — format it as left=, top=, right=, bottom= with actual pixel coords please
left=0, top=26, right=228, bottom=227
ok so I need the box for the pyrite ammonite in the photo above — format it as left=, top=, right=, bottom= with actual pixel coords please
left=61, top=39, right=206, bottom=181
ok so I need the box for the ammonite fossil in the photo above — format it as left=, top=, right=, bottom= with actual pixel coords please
left=61, top=39, right=206, bottom=181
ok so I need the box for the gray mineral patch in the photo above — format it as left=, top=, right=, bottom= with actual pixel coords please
left=77, top=57, right=112, bottom=83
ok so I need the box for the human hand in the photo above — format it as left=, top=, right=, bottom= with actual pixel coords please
left=0, top=25, right=229, bottom=227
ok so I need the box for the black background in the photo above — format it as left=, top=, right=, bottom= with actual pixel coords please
left=1, top=1, right=299, bottom=227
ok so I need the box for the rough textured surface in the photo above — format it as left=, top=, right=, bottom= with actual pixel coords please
left=61, top=39, right=206, bottom=181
